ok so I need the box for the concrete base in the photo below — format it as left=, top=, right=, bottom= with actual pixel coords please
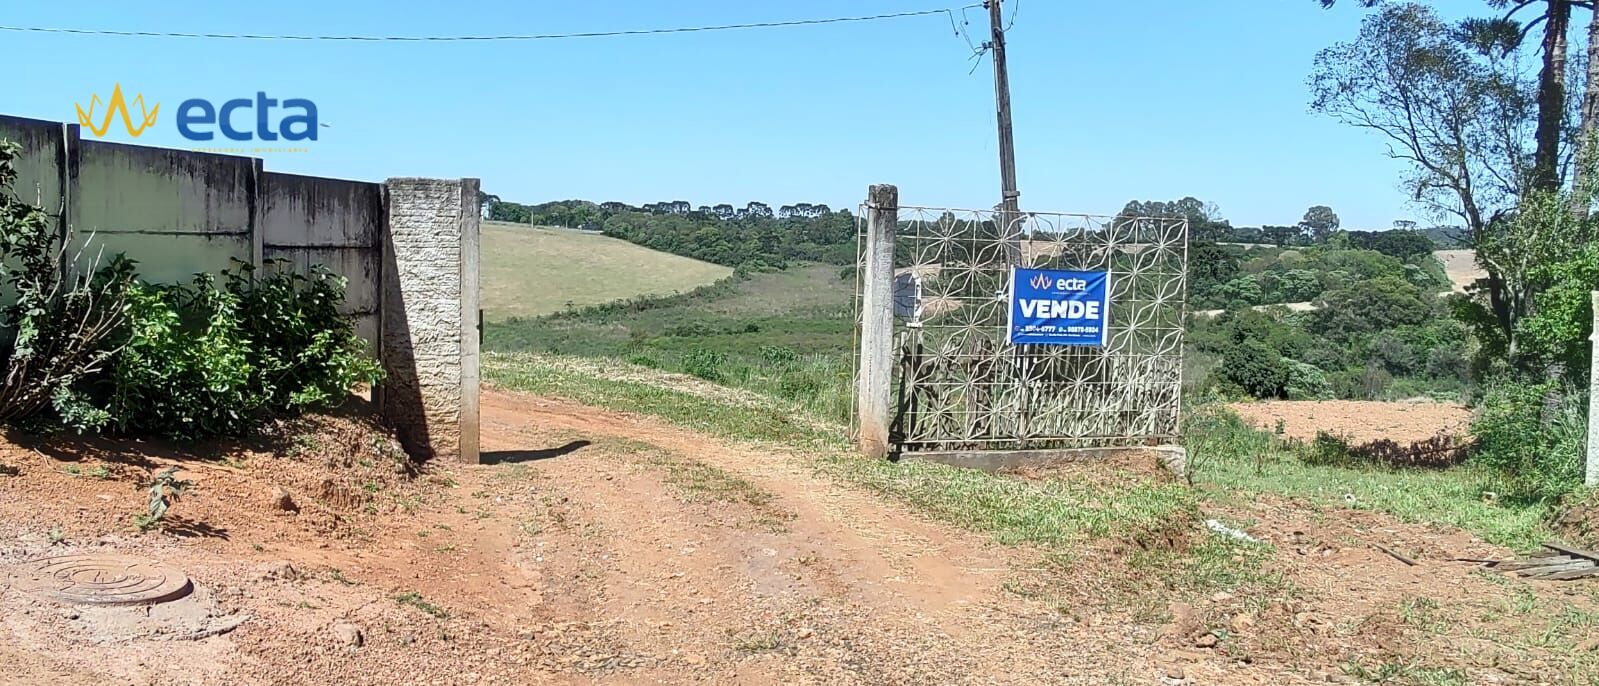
left=899, top=445, right=1187, bottom=478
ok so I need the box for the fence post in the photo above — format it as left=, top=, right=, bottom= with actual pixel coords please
left=857, top=184, right=898, bottom=459
left=1587, top=291, right=1598, bottom=487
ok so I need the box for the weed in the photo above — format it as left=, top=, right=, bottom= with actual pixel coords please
left=134, top=466, right=191, bottom=531
left=328, top=568, right=356, bottom=586
left=88, top=465, right=110, bottom=480
left=1398, top=595, right=1447, bottom=633
left=1344, top=660, right=1467, bottom=686
left=394, top=591, right=449, bottom=619
left=732, top=628, right=785, bottom=653
left=47, top=526, right=64, bottom=545
left=681, top=348, right=729, bottom=382
left=1184, top=405, right=1551, bottom=550
left=288, top=433, right=319, bottom=458
left=63, top=465, right=81, bottom=476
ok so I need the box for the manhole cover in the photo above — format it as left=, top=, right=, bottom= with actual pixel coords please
left=8, top=555, right=192, bottom=606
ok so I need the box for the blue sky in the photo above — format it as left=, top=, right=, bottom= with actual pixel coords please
left=0, top=0, right=1514, bottom=228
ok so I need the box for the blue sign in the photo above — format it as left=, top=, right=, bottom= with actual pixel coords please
left=1007, top=268, right=1111, bottom=346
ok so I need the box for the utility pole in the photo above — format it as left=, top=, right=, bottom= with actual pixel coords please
left=988, top=0, right=1020, bottom=247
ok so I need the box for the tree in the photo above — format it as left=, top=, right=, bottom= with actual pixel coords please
left=1314, top=275, right=1433, bottom=342
left=1461, top=0, right=1592, bottom=193
left=1313, top=3, right=1534, bottom=239
left=1300, top=205, right=1341, bottom=241
left=1313, top=1, right=1546, bottom=343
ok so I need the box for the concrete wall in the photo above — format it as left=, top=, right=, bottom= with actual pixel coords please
left=261, top=171, right=384, bottom=345
left=0, top=114, right=480, bottom=462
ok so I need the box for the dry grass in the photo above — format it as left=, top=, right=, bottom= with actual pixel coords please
left=480, top=222, right=732, bottom=320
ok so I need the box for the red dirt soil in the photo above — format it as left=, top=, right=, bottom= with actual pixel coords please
left=0, top=390, right=1592, bottom=684
left=1229, top=399, right=1471, bottom=444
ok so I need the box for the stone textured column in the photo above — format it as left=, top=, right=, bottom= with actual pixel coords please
left=380, top=177, right=481, bottom=463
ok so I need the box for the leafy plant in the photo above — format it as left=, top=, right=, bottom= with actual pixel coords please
left=101, top=261, right=383, bottom=438
left=1471, top=381, right=1588, bottom=501
left=135, top=466, right=191, bottom=530
left=0, top=140, right=135, bottom=425
left=681, top=348, right=728, bottom=382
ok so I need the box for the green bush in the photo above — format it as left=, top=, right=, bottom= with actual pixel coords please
left=1471, top=381, right=1588, bottom=501
left=1219, top=340, right=1289, bottom=398
left=0, top=140, right=136, bottom=427
left=759, top=345, right=800, bottom=366
left=98, top=262, right=382, bottom=439
left=1282, top=359, right=1333, bottom=400
left=680, top=348, right=728, bottom=382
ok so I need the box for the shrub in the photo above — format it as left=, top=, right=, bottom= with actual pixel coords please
left=1282, top=359, right=1333, bottom=400
left=0, top=140, right=135, bottom=426
left=680, top=348, right=728, bottom=382
left=1220, top=340, right=1289, bottom=398
left=759, top=345, right=800, bottom=366
left=1471, top=381, right=1588, bottom=501
left=100, top=262, right=382, bottom=439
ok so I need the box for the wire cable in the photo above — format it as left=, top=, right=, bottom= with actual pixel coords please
left=0, top=6, right=980, bottom=42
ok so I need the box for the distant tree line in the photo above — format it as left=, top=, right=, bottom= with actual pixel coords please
left=479, top=194, right=856, bottom=270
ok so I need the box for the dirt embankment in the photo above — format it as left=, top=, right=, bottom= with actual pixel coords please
left=0, top=390, right=1592, bottom=684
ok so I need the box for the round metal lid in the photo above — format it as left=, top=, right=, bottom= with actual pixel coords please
left=9, top=554, right=193, bottom=606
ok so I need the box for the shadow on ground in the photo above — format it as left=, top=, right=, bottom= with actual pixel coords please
left=481, top=440, right=592, bottom=465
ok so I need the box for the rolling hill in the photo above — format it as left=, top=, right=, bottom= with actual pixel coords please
left=480, top=221, right=733, bottom=320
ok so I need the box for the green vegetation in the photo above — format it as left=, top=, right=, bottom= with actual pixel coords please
left=135, top=466, right=192, bottom=531
left=0, top=139, right=384, bottom=440
left=0, top=140, right=135, bottom=427
left=393, top=591, right=449, bottom=619
left=88, top=262, right=382, bottom=439
left=487, top=264, right=855, bottom=422
left=1184, top=405, right=1552, bottom=550
left=480, top=222, right=731, bottom=320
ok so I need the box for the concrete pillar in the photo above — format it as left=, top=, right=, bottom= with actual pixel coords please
left=857, top=184, right=897, bottom=459
left=1587, top=291, right=1598, bottom=487
left=379, top=177, right=481, bottom=463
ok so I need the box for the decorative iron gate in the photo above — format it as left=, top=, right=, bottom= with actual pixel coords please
left=855, top=206, right=1189, bottom=453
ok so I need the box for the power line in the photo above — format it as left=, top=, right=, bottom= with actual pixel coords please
left=0, top=6, right=980, bottom=42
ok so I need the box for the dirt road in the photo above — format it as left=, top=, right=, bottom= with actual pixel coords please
left=0, top=388, right=1590, bottom=684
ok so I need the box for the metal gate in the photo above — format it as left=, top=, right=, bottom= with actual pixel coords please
left=855, top=205, right=1189, bottom=454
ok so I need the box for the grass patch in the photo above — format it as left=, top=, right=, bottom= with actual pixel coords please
left=817, top=453, right=1198, bottom=549
left=486, top=264, right=856, bottom=422
left=486, top=352, right=837, bottom=447
left=657, top=458, right=773, bottom=507
left=1343, top=660, right=1468, bottom=686
left=393, top=591, right=449, bottom=618
left=1184, top=405, right=1551, bottom=551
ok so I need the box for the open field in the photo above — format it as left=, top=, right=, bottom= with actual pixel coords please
left=487, top=262, right=853, bottom=359
left=1433, top=249, right=1484, bottom=294
left=480, top=221, right=732, bottom=320
left=1229, top=399, right=1471, bottom=444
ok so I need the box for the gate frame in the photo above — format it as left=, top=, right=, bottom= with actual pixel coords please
left=851, top=184, right=1190, bottom=471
